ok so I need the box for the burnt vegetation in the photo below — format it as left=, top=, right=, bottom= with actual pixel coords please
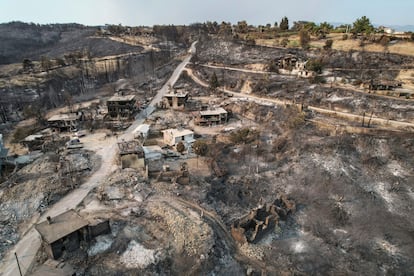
left=1, top=16, right=414, bottom=275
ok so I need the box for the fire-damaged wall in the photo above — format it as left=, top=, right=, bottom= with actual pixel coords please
left=231, top=194, right=296, bottom=244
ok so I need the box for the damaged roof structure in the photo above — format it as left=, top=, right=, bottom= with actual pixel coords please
left=196, top=107, right=228, bottom=126
left=35, top=210, right=111, bottom=260
left=48, top=113, right=80, bottom=132
left=161, top=90, right=189, bottom=109
left=35, top=210, right=89, bottom=260
left=106, top=94, right=137, bottom=119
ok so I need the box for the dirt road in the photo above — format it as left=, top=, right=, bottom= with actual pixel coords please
left=185, top=68, right=414, bottom=132
left=0, top=41, right=197, bottom=276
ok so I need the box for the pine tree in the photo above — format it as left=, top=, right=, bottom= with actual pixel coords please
left=280, top=17, right=289, bottom=31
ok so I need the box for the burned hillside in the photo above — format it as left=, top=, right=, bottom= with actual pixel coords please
left=0, top=22, right=144, bottom=64
left=1, top=20, right=414, bottom=276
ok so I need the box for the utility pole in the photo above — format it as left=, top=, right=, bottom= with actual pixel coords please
left=15, top=252, right=23, bottom=276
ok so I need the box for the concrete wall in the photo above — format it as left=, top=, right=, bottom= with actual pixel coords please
left=88, top=221, right=111, bottom=238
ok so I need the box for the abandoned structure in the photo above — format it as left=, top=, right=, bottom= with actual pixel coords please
left=22, top=134, right=44, bottom=151
left=364, top=80, right=403, bottom=91
left=278, top=55, right=313, bottom=78
left=231, top=195, right=295, bottom=244
left=278, top=54, right=299, bottom=70
left=161, top=90, right=189, bottom=109
left=117, top=140, right=145, bottom=170
left=47, top=113, right=80, bottom=132
left=155, top=161, right=190, bottom=185
left=195, top=107, right=228, bottom=126
left=35, top=210, right=86, bottom=259
left=143, top=145, right=164, bottom=172
left=162, top=128, right=195, bottom=146
left=106, top=94, right=137, bottom=119
left=133, top=124, right=150, bottom=139
left=35, top=210, right=110, bottom=259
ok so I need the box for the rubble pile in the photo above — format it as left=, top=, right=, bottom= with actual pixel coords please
left=0, top=209, right=18, bottom=260
left=149, top=201, right=214, bottom=257
left=120, top=240, right=161, bottom=269
left=0, top=150, right=98, bottom=259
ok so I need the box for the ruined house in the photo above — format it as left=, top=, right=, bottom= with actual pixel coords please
left=143, top=145, right=164, bottom=172
left=278, top=54, right=298, bottom=70
left=21, top=128, right=54, bottom=151
left=195, top=107, right=228, bottom=126
left=162, top=128, right=195, bottom=147
left=231, top=195, right=295, bottom=244
left=35, top=210, right=90, bottom=260
left=117, top=140, right=145, bottom=170
left=161, top=90, right=189, bottom=109
left=47, top=113, right=80, bottom=132
left=22, top=134, right=45, bottom=151
left=364, top=80, right=402, bottom=91
left=106, top=94, right=137, bottom=119
left=35, top=210, right=111, bottom=260
left=278, top=55, right=313, bottom=78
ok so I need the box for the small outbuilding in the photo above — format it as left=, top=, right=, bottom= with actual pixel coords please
left=35, top=210, right=89, bottom=260
left=35, top=210, right=111, bottom=260
left=47, top=113, right=80, bottom=132
left=162, top=128, right=195, bottom=146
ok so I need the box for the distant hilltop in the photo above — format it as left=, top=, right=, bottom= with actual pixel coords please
left=330, top=22, right=414, bottom=32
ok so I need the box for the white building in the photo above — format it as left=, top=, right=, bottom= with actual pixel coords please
left=162, top=128, right=195, bottom=146
left=133, top=124, right=150, bottom=139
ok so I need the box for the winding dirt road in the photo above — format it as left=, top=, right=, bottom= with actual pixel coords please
left=0, top=41, right=197, bottom=276
left=185, top=67, right=414, bottom=132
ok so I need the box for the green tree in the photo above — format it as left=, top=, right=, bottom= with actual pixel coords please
left=352, top=16, right=374, bottom=35
left=318, top=22, right=333, bottom=37
left=280, top=17, right=289, bottom=31
left=209, top=72, right=219, bottom=91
